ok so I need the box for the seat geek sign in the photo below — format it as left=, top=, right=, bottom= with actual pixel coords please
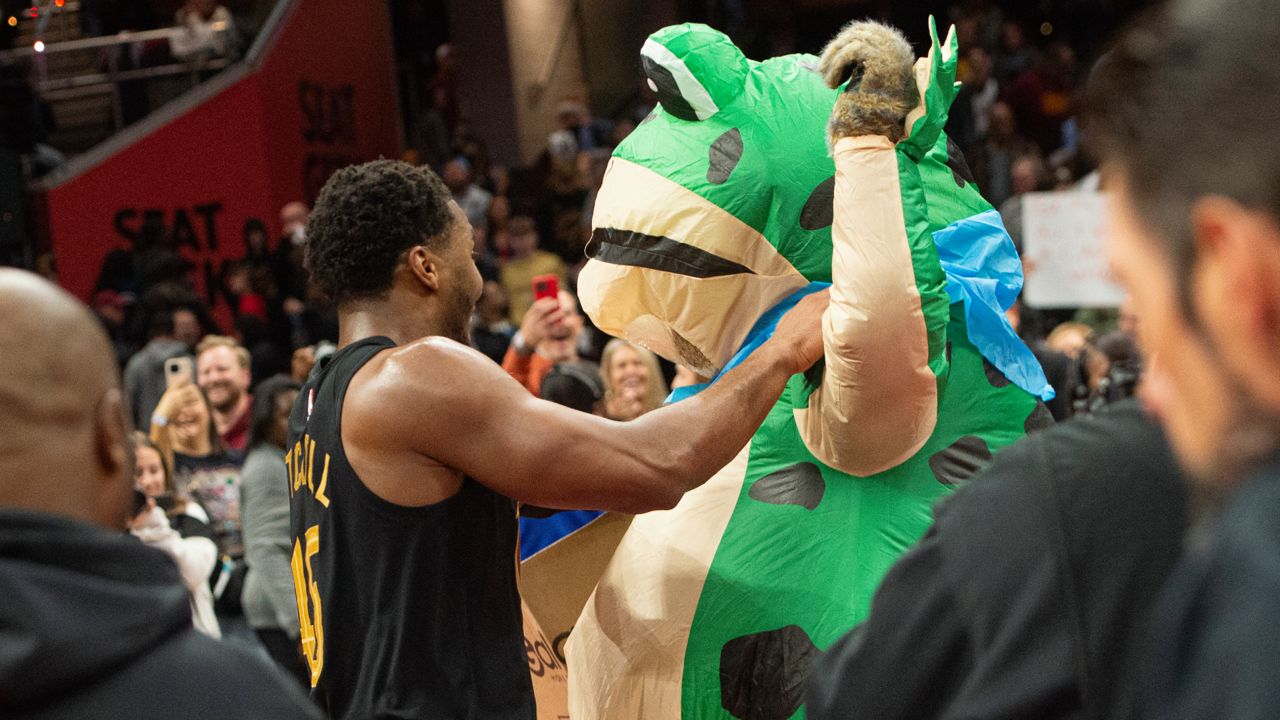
left=42, top=0, right=401, bottom=320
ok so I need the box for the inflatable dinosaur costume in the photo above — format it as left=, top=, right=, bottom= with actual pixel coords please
left=568, top=19, right=1054, bottom=719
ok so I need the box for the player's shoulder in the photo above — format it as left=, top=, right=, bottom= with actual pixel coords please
left=352, top=336, right=491, bottom=402
left=384, top=335, right=486, bottom=373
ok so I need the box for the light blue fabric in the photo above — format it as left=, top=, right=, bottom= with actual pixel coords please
left=667, top=282, right=831, bottom=404
left=932, top=209, right=1055, bottom=401
left=669, top=209, right=1052, bottom=404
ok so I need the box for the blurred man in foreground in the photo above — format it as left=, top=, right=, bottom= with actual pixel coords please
left=1084, top=0, right=1280, bottom=715
left=0, top=269, right=319, bottom=720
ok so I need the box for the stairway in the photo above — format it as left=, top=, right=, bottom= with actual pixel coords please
left=9, top=2, right=120, bottom=155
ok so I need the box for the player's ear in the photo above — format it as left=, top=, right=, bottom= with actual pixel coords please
left=406, top=245, right=442, bottom=293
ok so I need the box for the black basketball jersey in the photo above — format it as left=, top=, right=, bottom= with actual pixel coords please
left=287, top=335, right=534, bottom=720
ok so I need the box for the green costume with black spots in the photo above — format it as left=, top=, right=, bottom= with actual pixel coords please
left=569, top=19, right=1052, bottom=720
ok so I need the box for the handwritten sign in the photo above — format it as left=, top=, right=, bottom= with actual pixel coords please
left=1021, top=191, right=1126, bottom=308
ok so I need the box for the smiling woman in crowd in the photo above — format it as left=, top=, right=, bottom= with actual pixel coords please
left=600, top=339, right=669, bottom=422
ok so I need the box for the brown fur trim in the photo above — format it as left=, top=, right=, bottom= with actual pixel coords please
left=819, top=20, right=918, bottom=145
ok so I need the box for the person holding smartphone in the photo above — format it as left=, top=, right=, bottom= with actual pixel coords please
left=289, top=160, right=828, bottom=719
left=502, top=281, right=584, bottom=396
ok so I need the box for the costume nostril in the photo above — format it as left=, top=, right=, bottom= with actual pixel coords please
left=670, top=329, right=716, bottom=376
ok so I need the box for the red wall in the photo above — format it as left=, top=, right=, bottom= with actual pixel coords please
left=45, top=0, right=400, bottom=319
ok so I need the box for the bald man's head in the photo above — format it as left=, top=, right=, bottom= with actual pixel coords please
left=0, top=270, right=132, bottom=529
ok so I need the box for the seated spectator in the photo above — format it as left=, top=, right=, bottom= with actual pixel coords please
left=1069, top=331, right=1143, bottom=418
left=549, top=99, right=613, bottom=156
left=443, top=157, right=493, bottom=231
left=503, top=290, right=582, bottom=395
left=540, top=361, right=605, bottom=415
left=600, top=339, right=669, bottom=422
left=807, top=401, right=1188, bottom=719
left=499, top=216, right=566, bottom=323
left=1003, top=42, right=1079, bottom=156
left=970, top=102, right=1038, bottom=208
left=473, top=281, right=516, bottom=364
left=518, top=361, right=609, bottom=561
left=132, top=431, right=215, bottom=543
left=0, top=269, right=320, bottom=720
left=149, top=382, right=244, bottom=556
left=196, top=335, right=253, bottom=451
left=487, top=195, right=513, bottom=257
left=290, top=344, right=316, bottom=383
left=1046, top=320, right=1092, bottom=360
left=128, top=490, right=221, bottom=638
left=240, top=376, right=308, bottom=687
left=272, top=201, right=310, bottom=318
left=471, top=224, right=501, bottom=282
left=172, top=0, right=238, bottom=59
left=91, top=289, right=137, bottom=368
left=947, top=46, right=999, bottom=153
left=122, top=307, right=193, bottom=430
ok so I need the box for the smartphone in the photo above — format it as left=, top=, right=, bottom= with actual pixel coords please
left=532, top=274, right=560, bottom=303
left=164, top=356, right=194, bottom=388
left=152, top=492, right=177, bottom=512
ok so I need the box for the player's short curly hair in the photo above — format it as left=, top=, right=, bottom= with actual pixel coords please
left=305, top=160, right=456, bottom=305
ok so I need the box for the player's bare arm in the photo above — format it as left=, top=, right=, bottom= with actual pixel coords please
left=344, top=290, right=829, bottom=513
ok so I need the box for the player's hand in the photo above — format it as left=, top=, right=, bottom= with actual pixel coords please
left=769, top=290, right=830, bottom=375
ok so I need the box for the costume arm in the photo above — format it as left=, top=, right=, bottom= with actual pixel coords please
left=796, top=136, right=950, bottom=476
left=798, top=17, right=956, bottom=476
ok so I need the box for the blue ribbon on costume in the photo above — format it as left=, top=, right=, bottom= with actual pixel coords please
left=932, top=209, right=1054, bottom=401
left=667, top=209, right=1053, bottom=404
left=667, top=282, right=831, bottom=404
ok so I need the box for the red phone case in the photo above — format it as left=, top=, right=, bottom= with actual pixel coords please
left=532, top=274, right=559, bottom=302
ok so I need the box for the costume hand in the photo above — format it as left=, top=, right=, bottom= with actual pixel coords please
left=900, top=17, right=959, bottom=160
left=820, top=20, right=918, bottom=145
left=770, top=290, right=830, bottom=375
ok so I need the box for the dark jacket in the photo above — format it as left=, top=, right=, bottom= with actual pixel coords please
left=0, top=509, right=322, bottom=720
left=807, top=400, right=1188, bottom=720
left=1152, top=464, right=1280, bottom=720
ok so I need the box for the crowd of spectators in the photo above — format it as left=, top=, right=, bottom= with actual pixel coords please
left=8, top=3, right=1158, bottom=713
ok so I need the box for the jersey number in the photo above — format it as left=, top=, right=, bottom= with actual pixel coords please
left=291, top=524, right=324, bottom=687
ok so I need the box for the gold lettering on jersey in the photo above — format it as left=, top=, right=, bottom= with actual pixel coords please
left=291, top=523, right=324, bottom=687
left=286, top=434, right=332, bottom=507
left=315, top=453, right=330, bottom=508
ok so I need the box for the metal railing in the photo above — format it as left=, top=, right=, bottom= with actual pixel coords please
left=0, top=15, right=239, bottom=136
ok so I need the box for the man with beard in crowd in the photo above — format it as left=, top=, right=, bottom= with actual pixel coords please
left=196, top=335, right=253, bottom=452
